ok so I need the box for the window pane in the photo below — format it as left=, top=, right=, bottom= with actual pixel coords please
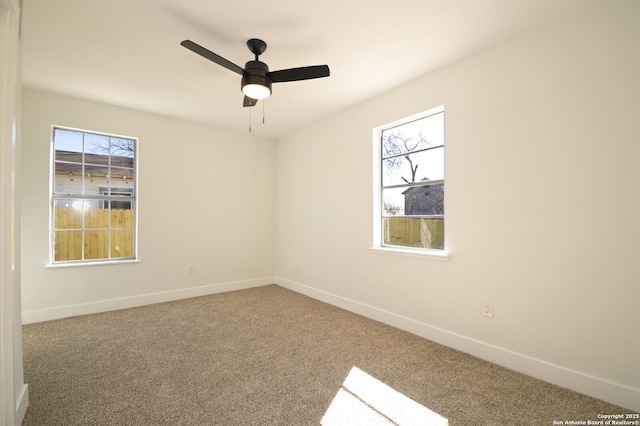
left=382, top=146, right=444, bottom=187
left=382, top=187, right=406, bottom=216
left=383, top=217, right=444, bottom=250
left=54, top=163, right=83, bottom=194
left=84, top=133, right=110, bottom=165
left=54, top=128, right=83, bottom=156
left=111, top=229, right=134, bottom=258
left=111, top=137, right=135, bottom=161
left=54, top=230, right=83, bottom=262
left=84, top=204, right=109, bottom=229
left=382, top=184, right=444, bottom=217
left=54, top=199, right=83, bottom=229
left=381, top=112, right=444, bottom=158
left=84, top=230, right=109, bottom=260
left=82, top=165, right=110, bottom=195
left=110, top=205, right=134, bottom=228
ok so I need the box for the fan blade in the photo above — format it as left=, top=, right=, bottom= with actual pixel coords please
left=268, top=65, right=330, bottom=83
left=243, top=96, right=258, bottom=107
left=180, top=40, right=244, bottom=75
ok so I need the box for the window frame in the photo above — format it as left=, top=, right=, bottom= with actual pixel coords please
left=371, top=106, right=450, bottom=261
left=49, top=125, right=139, bottom=266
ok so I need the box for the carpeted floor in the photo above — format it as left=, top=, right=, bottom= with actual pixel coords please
left=22, top=285, right=630, bottom=425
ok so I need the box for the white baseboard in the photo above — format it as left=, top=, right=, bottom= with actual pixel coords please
left=276, top=277, right=640, bottom=412
left=15, top=383, right=28, bottom=426
left=22, top=277, right=275, bottom=324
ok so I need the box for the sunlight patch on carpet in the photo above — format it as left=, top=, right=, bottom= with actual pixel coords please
left=321, top=366, right=448, bottom=426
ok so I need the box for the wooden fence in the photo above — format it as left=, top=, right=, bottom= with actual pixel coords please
left=54, top=207, right=134, bottom=261
left=383, top=217, right=444, bottom=250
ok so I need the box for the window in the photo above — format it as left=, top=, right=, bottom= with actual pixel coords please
left=51, top=127, right=137, bottom=263
left=374, top=106, right=445, bottom=252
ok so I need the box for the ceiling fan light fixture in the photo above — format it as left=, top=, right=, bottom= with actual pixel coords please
left=242, top=83, right=271, bottom=100
left=241, top=67, right=272, bottom=100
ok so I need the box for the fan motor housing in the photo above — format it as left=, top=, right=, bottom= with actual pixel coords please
left=242, top=60, right=272, bottom=93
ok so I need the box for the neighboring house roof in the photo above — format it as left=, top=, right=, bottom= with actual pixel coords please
left=401, top=177, right=432, bottom=194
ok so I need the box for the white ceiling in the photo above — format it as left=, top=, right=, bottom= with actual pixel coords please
left=21, top=0, right=594, bottom=139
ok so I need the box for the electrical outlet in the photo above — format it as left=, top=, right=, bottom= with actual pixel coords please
left=187, top=264, right=195, bottom=274
left=483, top=301, right=493, bottom=318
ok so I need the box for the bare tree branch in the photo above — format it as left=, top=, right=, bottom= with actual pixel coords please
left=383, top=132, right=431, bottom=183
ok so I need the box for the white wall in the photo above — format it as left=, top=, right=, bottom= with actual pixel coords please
left=21, top=89, right=276, bottom=322
left=275, top=1, right=640, bottom=411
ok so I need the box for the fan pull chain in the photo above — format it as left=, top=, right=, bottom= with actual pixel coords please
left=248, top=101, right=266, bottom=133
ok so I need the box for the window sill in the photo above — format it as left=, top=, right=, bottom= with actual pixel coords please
left=368, top=247, right=451, bottom=261
left=46, top=259, right=141, bottom=268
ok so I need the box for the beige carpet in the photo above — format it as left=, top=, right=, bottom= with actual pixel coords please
left=22, top=285, right=628, bottom=425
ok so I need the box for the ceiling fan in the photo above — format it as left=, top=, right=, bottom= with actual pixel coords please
left=180, top=39, right=330, bottom=107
